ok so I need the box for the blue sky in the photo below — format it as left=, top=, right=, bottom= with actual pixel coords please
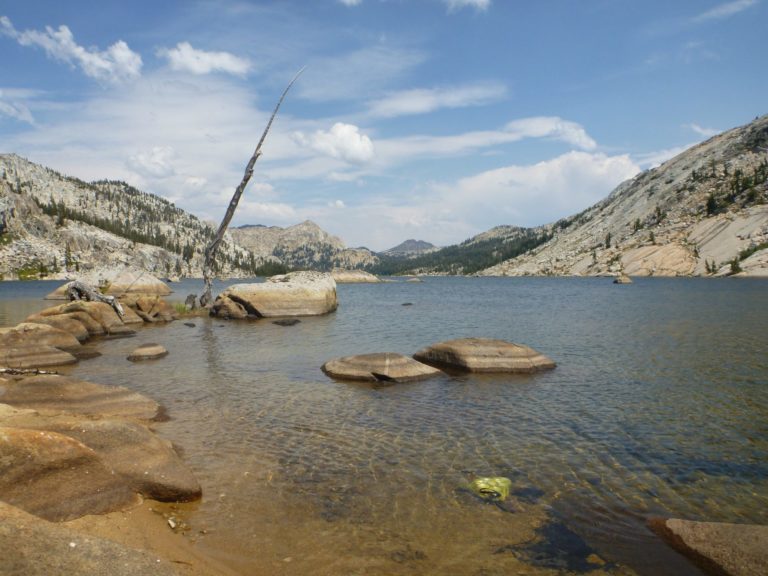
left=1, top=0, right=765, bottom=250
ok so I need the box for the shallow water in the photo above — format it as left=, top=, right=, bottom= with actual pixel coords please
left=2, top=277, right=767, bottom=575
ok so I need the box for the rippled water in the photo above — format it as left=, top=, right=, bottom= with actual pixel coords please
left=2, top=277, right=767, bottom=575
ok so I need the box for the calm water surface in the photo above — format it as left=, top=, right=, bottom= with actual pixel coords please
left=2, top=277, right=767, bottom=575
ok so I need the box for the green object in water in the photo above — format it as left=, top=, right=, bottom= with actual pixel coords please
left=469, top=477, right=512, bottom=501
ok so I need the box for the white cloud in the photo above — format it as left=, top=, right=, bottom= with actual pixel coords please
left=504, top=117, right=597, bottom=150
left=339, top=0, right=362, bottom=5
left=444, top=0, right=491, bottom=12
left=0, top=91, right=34, bottom=124
left=368, top=82, right=507, bottom=117
left=293, top=123, right=374, bottom=163
left=694, top=0, right=758, bottom=21
left=127, top=146, right=177, bottom=178
left=0, top=16, right=141, bottom=83
left=157, top=42, right=251, bottom=76
left=328, top=199, right=346, bottom=208
left=238, top=201, right=297, bottom=220
left=634, top=144, right=697, bottom=169
left=685, top=123, right=719, bottom=137
left=374, top=116, right=597, bottom=164
left=185, top=176, right=208, bottom=188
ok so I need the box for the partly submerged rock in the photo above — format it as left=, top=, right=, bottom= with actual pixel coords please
left=212, top=271, right=338, bottom=318
left=650, top=518, right=768, bottom=576
left=413, top=338, right=556, bottom=373
left=127, top=343, right=169, bottom=361
left=469, top=477, right=512, bottom=502
left=0, top=345, right=78, bottom=369
left=0, top=426, right=139, bottom=521
left=0, top=322, right=81, bottom=351
left=613, top=274, right=633, bottom=284
left=322, top=352, right=442, bottom=383
left=0, top=374, right=161, bottom=420
left=0, top=502, right=179, bottom=576
left=331, top=269, right=382, bottom=283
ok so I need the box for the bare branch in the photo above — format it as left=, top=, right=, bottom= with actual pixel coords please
left=200, top=67, right=305, bottom=307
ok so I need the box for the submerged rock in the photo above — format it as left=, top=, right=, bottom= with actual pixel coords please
left=613, top=274, right=633, bottom=284
left=127, top=343, right=169, bottom=361
left=650, top=518, right=768, bottom=576
left=212, top=271, right=338, bottom=318
left=413, top=338, right=556, bottom=373
left=0, top=426, right=139, bottom=521
left=322, top=352, right=442, bottom=383
left=0, top=502, right=179, bottom=575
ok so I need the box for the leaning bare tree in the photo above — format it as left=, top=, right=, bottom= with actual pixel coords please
left=200, top=68, right=304, bottom=308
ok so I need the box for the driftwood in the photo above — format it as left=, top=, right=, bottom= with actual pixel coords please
left=66, top=280, right=125, bottom=318
left=200, top=68, right=304, bottom=308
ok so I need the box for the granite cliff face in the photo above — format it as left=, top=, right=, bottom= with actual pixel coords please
left=480, top=115, right=768, bottom=277
left=230, top=221, right=378, bottom=271
left=0, top=154, right=257, bottom=280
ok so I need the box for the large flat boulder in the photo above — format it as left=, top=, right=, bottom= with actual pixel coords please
left=331, top=269, right=382, bottom=283
left=211, top=271, right=338, bottom=318
left=45, top=269, right=172, bottom=300
left=0, top=374, right=161, bottom=421
left=40, top=301, right=127, bottom=334
left=650, top=518, right=768, bottom=576
left=22, top=314, right=89, bottom=342
left=413, top=338, right=556, bottom=373
left=0, top=322, right=81, bottom=351
left=0, top=346, right=78, bottom=369
left=322, top=352, right=442, bottom=383
left=0, top=426, right=139, bottom=521
left=0, top=502, right=178, bottom=575
left=0, top=409, right=200, bottom=503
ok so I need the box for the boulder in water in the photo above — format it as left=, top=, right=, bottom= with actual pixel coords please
left=127, top=343, right=169, bottom=361
left=212, top=271, right=337, bottom=318
left=322, top=352, right=442, bottom=383
left=413, top=338, right=556, bottom=373
left=331, top=269, right=382, bottom=283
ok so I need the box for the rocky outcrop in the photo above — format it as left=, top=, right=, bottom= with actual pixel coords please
left=480, top=115, right=768, bottom=277
left=0, top=502, right=179, bottom=576
left=414, top=338, right=556, bottom=373
left=0, top=374, right=162, bottom=420
left=650, top=518, right=768, bottom=576
left=45, top=267, right=172, bottom=299
left=0, top=406, right=200, bottom=503
left=231, top=220, right=378, bottom=271
left=0, top=426, right=140, bottom=521
left=211, top=271, right=338, bottom=318
left=0, top=322, right=81, bottom=351
left=322, top=353, right=443, bottom=383
left=0, top=346, right=77, bottom=369
left=331, top=269, right=382, bottom=283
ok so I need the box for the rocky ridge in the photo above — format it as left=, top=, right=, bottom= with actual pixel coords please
left=230, top=220, right=378, bottom=271
left=479, top=115, right=768, bottom=277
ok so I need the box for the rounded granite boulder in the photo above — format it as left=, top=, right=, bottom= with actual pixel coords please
left=127, top=343, right=169, bottom=361
left=322, top=352, right=442, bottom=383
left=413, top=338, right=556, bottom=373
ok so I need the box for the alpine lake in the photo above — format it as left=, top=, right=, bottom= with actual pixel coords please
left=1, top=276, right=766, bottom=576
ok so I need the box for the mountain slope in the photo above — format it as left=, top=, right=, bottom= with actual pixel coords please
left=230, top=220, right=378, bottom=271
left=382, top=239, right=438, bottom=257
left=480, top=114, right=768, bottom=277
left=0, top=154, right=260, bottom=279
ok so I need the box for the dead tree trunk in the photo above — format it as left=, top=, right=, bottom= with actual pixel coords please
left=200, top=68, right=304, bottom=308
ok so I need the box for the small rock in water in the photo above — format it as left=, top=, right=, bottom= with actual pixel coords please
left=127, top=343, right=169, bottom=361
left=183, top=322, right=196, bottom=328
left=273, top=319, right=301, bottom=327
left=401, top=302, right=413, bottom=306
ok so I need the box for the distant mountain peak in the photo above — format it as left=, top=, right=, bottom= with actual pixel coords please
left=382, top=239, right=437, bottom=256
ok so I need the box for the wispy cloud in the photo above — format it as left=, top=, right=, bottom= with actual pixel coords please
left=367, top=82, right=507, bottom=117
left=338, top=0, right=362, bottom=6
left=443, top=0, right=491, bottom=12
left=685, top=123, right=720, bottom=137
left=694, top=0, right=759, bottom=22
left=157, top=42, right=251, bottom=76
left=0, top=16, right=141, bottom=83
left=0, top=89, right=35, bottom=124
